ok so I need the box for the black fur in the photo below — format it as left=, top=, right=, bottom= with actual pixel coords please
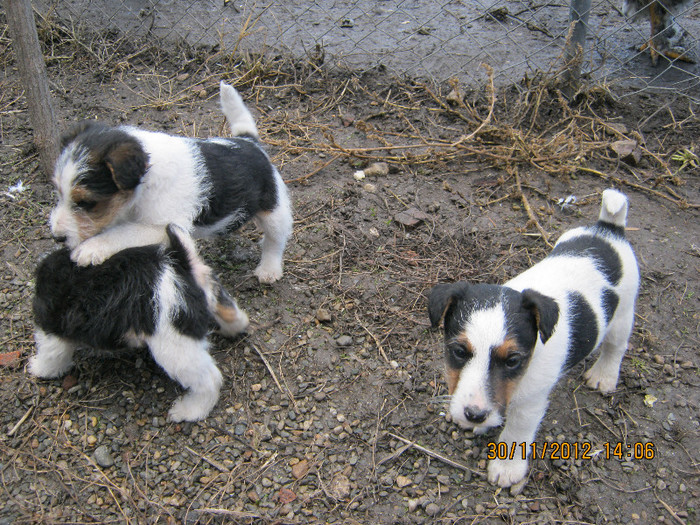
left=429, top=283, right=546, bottom=372
left=65, top=122, right=149, bottom=195
left=601, top=288, right=620, bottom=324
left=34, top=234, right=214, bottom=349
left=520, top=289, right=559, bottom=344
left=428, top=281, right=470, bottom=330
left=194, top=138, right=277, bottom=228
left=594, top=220, right=626, bottom=239
left=564, top=292, right=598, bottom=370
left=549, top=235, right=622, bottom=286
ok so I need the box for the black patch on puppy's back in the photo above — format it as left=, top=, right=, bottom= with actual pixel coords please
left=564, top=292, right=598, bottom=370
left=594, top=221, right=626, bottom=239
left=194, top=138, right=277, bottom=228
left=601, top=288, right=619, bottom=324
left=33, top=246, right=162, bottom=349
left=549, top=235, right=622, bottom=286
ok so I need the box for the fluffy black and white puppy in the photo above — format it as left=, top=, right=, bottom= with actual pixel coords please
left=50, top=82, right=292, bottom=283
left=30, top=225, right=249, bottom=422
left=428, top=189, right=639, bottom=489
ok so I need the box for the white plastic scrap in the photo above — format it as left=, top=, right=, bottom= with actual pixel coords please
left=3, top=180, right=27, bottom=200
left=557, top=194, right=576, bottom=210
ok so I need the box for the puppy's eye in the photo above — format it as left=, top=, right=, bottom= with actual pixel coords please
left=504, top=354, right=523, bottom=370
left=448, top=343, right=471, bottom=361
left=74, top=200, right=97, bottom=211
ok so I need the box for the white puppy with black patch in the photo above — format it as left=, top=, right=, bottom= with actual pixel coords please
left=428, top=189, right=639, bottom=489
left=30, top=225, right=249, bottom=422
left=49, top=82, right=292, bottom=283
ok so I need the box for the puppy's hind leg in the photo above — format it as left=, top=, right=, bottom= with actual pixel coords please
left=253, top=170, right=293, bottom=284
left=584, top=306, right=634, bottom=394
left=148, top=330, right=223, bottom=422
left=29, top=330, right=77, bottom=378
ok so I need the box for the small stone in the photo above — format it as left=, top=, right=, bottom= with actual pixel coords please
left=94, top=445, right=114, bottom=468
left=611, top=140, right=642, bottom=165
left=394, top=207, right=429, bottom=227
left=446, top=88, right=462, bottom=105
left=62, top=375, right=78, bottom=390
left=396, top=475, right=412, bottom=488
left=408, top=498, right=421, bottom=512
left=292, top=459, right=310, bottom=480
left=336, top=335, right=353, bottom=347
left=330, top=473, right=351, bottom=499
left=363, top=162, right=389, bottom=177
left=251, top=383, right=262, bottom=392
left=425, top=503, right=440, bottom=516
left=316, top=308, right=332, bottom=323
left=363, top=183, right=377, bottom=193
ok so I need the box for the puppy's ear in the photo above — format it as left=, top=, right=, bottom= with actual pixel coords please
left=105, top=140, right=148, bottom=190
left=60, top=121, right=105, bottom=149
left=428, top=282, right=469, bottom=329
left=521, top=289, right=559, bottom=344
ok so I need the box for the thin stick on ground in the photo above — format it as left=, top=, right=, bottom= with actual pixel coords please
left=513, top=168, right=553, bottom=248
left=387, top=432, right=485, bottom=477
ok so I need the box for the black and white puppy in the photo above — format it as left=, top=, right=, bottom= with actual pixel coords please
left=428, top=189, right=639, bottom=489
left=30, top=225, right=249, bottom=422
left=50, top=82, right=292, bottom=283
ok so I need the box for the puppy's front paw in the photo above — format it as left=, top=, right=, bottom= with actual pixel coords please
left=253, top=262, right=283, bottom=284
left=488, top=458, right=529, bottom=489
left=71, top=238, right=114, bottom=266
left=583, top=361, right=619, bottom=394
left=28, top=354, right=72, bottom=378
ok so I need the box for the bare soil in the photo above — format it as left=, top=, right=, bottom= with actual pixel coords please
left=0, top=19, right=698, bottom=525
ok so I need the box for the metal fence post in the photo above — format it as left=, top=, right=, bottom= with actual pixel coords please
left=563, top=0, right=591, bottom=93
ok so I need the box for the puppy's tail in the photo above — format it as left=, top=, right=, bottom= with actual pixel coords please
left=165, top=224, right=249, bottom=336
left=219, top=81, right=259, bottom=139
left=598, top=189, right=629, bottom=228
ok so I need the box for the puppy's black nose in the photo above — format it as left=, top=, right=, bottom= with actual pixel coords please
left=464, top=406, right=489, bottom=424
left=53, top=235, right=67, bottom=244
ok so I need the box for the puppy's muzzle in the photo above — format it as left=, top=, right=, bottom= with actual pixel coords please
left=52, top=234, right=67, bottom=244
left=464, top=406, right=490, bottom=424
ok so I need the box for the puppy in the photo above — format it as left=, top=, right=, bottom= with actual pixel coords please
left=428, top=189, right=639, bottom=489
left=50, top=82, right=292, bottom=283
left=30, top=225, right=249, bottom=422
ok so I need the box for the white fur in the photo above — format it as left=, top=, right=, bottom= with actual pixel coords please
left=219, top=81, right=259, bottom=139
left=51, top=83, right=292, bottom=283
left=30, top=228, right=249, bottom=422
left=450, top=306, right=506, bottom=429
left=448, top=189, right=639, bottom=489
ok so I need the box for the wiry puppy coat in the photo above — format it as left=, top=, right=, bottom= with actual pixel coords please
left=428, top=189, right=639, bottom=489
left=50, top=82, right=292, bottom=283
left=30, top=225, right=249, bottom=422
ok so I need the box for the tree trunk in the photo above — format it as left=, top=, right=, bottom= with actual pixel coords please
left=4, top=0, right=59, bottom=178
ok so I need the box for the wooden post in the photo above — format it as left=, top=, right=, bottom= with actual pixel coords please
left=4, top=0, right=59, bottom=178
left=563, top=0, right=591, bottom=96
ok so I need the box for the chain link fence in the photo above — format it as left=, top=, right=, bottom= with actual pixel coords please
left=32, top=0, right=700, bottom=101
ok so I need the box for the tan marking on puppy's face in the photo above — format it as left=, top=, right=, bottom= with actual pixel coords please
left=445, top=365, right=461, bottom=395
left=493, top=338, right=520, bottom=361
left=491, top=337, right=529, bottom=411
left=70, top=184, right=134, bottom=242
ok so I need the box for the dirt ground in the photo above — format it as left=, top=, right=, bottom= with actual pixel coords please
left=0, top=16, right=699, bottom=525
